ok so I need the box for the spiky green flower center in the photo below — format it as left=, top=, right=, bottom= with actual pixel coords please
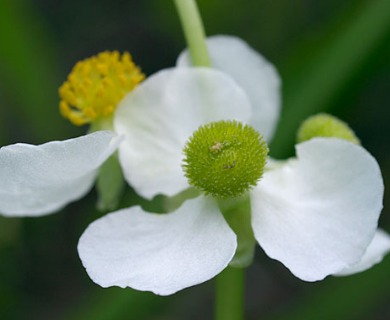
left=182, top=120, right=268, bottom=199
left=297, top=113, right=360, bottom=144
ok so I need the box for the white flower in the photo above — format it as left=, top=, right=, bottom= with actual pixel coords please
left=78, top=36, right=390, bottom=295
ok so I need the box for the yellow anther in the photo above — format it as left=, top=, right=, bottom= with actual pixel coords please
left=97, top=64, right=109, bottom=75
left=84, top=108, right=97, bottom=118
left=59, top=51, right=145, bottom=126
left=119, top=75, right=127, bottom=86
left=59, top=101, right=70, bottom=118
left=103, top=105, right=114, bottom=116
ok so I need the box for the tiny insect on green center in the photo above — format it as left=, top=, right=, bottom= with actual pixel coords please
left=182, top=120, right=269, bottom=198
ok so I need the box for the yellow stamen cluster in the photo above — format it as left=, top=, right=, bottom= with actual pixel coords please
left=59, top=51, right=145, bottom=126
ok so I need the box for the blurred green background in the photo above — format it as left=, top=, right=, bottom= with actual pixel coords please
left=1, top=0, right=390, bottom=319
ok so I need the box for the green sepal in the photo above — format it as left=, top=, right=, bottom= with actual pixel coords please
left=96, top=152, right=125, bottom=212
left=162, top=187, right=201, bottom=213
left=218, top=194, right=255, bottom=268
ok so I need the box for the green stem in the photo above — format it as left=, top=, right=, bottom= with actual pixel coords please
left=173, top=0, right=210, bottom=67
left=215, top=267, right=245, bottom=320
left=88, top=115, right=114, bottom=133
left=218, top=195, right=256, bottom=268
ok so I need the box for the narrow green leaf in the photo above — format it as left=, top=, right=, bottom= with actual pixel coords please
left=0, top=0, right=70, bottom=142
left=270, top=0, right=390, bottom=157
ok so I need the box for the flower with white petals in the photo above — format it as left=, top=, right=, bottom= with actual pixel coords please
left=78, top=35, right=390, bottom=295
left=0, top=51, right=144, bottom=217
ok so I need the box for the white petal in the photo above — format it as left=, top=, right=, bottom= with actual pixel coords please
left=336, top=229, right=390, bottom=276
left=0, top=131, right=119, bottom=217
left=251, top=138, right=384, bottom=281
left=78, top=196, right=237, bottom=295
left=177, top=35, right=281, bottom=141
left=114, top=67, right=252, bottom=199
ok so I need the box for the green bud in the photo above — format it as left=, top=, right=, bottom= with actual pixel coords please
left=297, top=113, right=360, bottom=145
left=182, top=120, right=268, bottom=199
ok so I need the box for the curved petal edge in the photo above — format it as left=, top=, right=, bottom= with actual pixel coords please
left=335, top=229, right=390, bottom=276
left=251, top=138, right=384, bottom=281
left=0, top=131, right=119, bottom=217
left=78, top=196, right=237, bottom=295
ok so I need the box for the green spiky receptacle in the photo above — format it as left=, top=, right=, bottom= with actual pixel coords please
left=297, top=113, right=360, bottom=145
left=182, top=120, right=269, bottom=199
